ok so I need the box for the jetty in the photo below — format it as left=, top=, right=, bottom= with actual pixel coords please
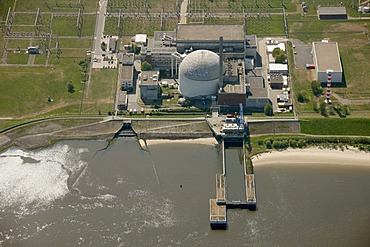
left=207, top=105, right=257, bottom=229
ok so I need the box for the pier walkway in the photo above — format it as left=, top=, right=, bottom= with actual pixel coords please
left=208, top=113, right=256, bottom=229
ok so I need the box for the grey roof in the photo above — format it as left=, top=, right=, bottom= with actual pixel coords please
left=313, top=41, right=342, bottom=72
left=121, top=65, right=133, bottom=80
left=117, top=91, right=127, bottom=105
left=154, top=31, right=176, bottom=42
left=177, top=24, right=244, bottom=42
left=140, top=71, right=159, bottom=86
left=247, top=76, right=268, bottom=98
left=318, top=7, right=346, bottom=15
left=179, top=50, right=224, bottom=81
left=246, top=35, right=257, bottom=47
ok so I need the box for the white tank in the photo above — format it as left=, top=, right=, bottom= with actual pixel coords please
left=179, top=50, right=225, bottom=98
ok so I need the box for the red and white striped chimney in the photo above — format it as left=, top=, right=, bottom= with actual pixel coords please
left=326, top=69, right=333, bottom=104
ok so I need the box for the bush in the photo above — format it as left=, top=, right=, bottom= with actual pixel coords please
left=67, top=81, right=75, bottom=93
left=342, top=105, right=350, bottom=115
left=319, top=102, right=327, bottom=116
left=265, top=140, right=272, bottom=149
left=264, top=103, right=273, bottom=116
left=298, top=90, right=309, bottom=103
left=311, top=80, right=323, bottom=97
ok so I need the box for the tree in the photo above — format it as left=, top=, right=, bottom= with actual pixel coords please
left=311, top=80, right=323, bottom=97
left=67, top=81, right=75, bottom=93
left=141, top=61, right=153, bottom=71
left=264, top=103, right=274, bottom=116
left=272, top=47, right=281, bottom=58
left=272, top=48, right=286, bottom=63
left=275, top=52, right=287, bottom=63
left=101, top=41, right=107, bottom=51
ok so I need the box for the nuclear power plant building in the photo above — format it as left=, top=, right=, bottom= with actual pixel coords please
left=139, top=23, right=268, bottom=109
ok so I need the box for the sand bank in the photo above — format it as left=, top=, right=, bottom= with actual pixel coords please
left=252, top=147, right=370, bottom=167
left=145, top=138, right=218, bottom=146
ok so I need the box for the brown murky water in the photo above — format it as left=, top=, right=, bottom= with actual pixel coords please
left=1, top=138, right=370, bottom=246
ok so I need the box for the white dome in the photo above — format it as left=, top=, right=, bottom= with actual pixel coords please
left=179, top=50, right=225, bottom=98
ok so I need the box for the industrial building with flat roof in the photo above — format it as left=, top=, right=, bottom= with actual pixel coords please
left=312, top=41, right=343, bottom=83
left=317, top=7, right=347, bottom=19
left=176, top=24, right=246, bottom=57
left=139, top=70, right=161, bottom=103
left=120, top=65, right=134, bottom=90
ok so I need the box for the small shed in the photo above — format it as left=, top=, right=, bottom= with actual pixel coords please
left=268, top=64, right=288, bottom=75
left=134, top=34, right=147, bottom=45
left=317, top=7, right=347, bottom=20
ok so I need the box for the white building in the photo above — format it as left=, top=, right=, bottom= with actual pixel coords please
left=312, top=41, right=343, bottom=84
left=268, top=63, right=288, bottom=75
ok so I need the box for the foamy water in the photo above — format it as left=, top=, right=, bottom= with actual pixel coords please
left=0, top=144, right=88, bottom=215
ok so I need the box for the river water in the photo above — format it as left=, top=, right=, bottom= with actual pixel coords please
left=1, top=138, right=370, bottom=246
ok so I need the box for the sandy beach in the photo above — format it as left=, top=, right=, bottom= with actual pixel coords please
left=145, top=137, right=219, bottom=146
left=252, top=147, right=370, bottom=167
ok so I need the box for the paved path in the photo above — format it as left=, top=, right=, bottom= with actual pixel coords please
left=332, top=93, right=370, bottom=105
left=180, top=0, right=188, bottom=24
left=85, top=0, right=107, bottom=99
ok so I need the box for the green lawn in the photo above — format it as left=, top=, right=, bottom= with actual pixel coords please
left=14, top=0, right=97, bottom=12
left=6, top=52, right=29, bottom=64
left=289, top=18, right=370, bottom=100
left=301, top=118, right=370, bottom=136
left=79, top=69, right=117, bottom=115
left=0, top=0, right=14, bottom=21
left=0, top=58, right=85, bottom=117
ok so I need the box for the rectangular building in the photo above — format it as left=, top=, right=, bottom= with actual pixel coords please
left=312, top=41, right=343, bottom=84
left=117, top=91, right=128, bottom=110
left=176, top=24, right=245, bottom=57
left=121, top=65, right=134, bottom=90
left=318, top=7, right=347, bottom=20
left=140, top=31, right=177, bottom=71
left=139, top=71, right=161, bottom=103
left=268, top=63, right=288, bottom=75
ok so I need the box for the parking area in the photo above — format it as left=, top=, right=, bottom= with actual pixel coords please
left=291, top=38, right=314, bottom=68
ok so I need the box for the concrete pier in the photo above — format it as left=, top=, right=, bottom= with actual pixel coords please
left=245, top=174, right=257, bottom=210
left=210, top=199, right=227, bottom=229
left=216, top=174, right=226, bottom=204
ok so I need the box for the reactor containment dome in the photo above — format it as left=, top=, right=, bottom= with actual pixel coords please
left=179, top=50, right=225, bottom=98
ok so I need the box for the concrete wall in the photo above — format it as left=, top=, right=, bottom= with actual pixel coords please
left=248, top=120, right=301, bottom=135
left=245, top=98, right=271, bottom=111
left=317, top=71, right=342, bottom=83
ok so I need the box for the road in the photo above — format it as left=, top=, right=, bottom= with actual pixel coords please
left=180, top=0, right=189, bottom=24
left=85, top=0, right=107, bottom=99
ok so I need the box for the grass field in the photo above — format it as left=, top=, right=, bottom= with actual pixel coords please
left=301, top=118, right=370, bottom=136
left=289, top=18, right=370, bottom=102
left=0, top=58, right=85, bottom=117
left=6, top=52, right=29, bottom=64
left=80, top=69, right=117, bottom=115
left=14, top=0, right=97, bottom=12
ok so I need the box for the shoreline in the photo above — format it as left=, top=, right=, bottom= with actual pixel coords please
left=252, top=147, right=370, bottom=167
left=145, top=137, right=219, bottom=146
